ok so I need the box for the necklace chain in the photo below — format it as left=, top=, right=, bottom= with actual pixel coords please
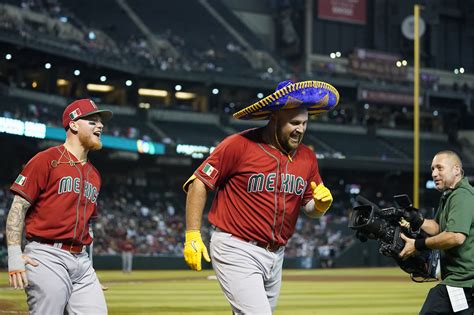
left=51, top=146, right=87, bottom=167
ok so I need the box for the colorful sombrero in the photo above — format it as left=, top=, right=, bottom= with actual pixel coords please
left=233, top=80, right=340, bottom=120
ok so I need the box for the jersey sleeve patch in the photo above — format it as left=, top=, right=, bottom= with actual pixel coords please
left=15, top=174, right=27, bottom=186
left=202, top=163, right=218, bottom=179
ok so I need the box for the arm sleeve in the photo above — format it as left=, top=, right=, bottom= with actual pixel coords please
left=191, top=134, right=244, bottom=191
left=445, top=190, right=474, bottom=236
left=302, top=154, right=322, bottom=206
left=10, top=152, right=50, bottom=204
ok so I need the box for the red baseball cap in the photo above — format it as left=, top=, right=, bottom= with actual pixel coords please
left=62, top=99, right=113, bottom=129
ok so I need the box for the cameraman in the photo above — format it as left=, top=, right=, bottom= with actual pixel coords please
left=400, top=150, right=474, bottom=314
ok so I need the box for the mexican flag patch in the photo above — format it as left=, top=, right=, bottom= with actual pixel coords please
left=15, top=174, right=27, bottom=186
left=202, top=163, right=218, bottom=179
left=69, top=108, right=82, bottom=120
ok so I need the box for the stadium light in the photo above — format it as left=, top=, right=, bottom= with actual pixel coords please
left=5, top=53, right=12, bottom=60
left=402, top=60, right=407, bottom=66
left=32, top=81, right=38, bottom=88
left=87, top=83, right=114, bottom=92
left=175, top=91, right=196, bottom=100
left=125, top=80, right=133, bottom=86
left=212, top=88, right=219, bottom=95
left=267, top=67, right=273, bottom=74
left=138, top=102, right=150, bottom=109
left=335, top=51, right=341, bottom=58
left=57, top=79, right=69, bottom=87
left=88, top=31, right=96, bottom=40
left=257, top=93, right=264, bottom=99
left=433, top=110, right=438, bottom=116
left=459, top=67, right=465, bottom=74
left=73, top=69, right=80, bottom=76
left=396, top=61, right=402, bottom=67
left=138, top=88, right=168, bottom=97
left=44, top=63, right=52, bottom=69
left=175, top=84, right=182, bottom=91
left=330, top=53, right=336, bottom=59
left=454, top=68, right=459, bottom=74
left=100, top=75, right=107, bottom=82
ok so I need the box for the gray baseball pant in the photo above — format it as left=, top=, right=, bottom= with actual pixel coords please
left=210, top=230, right=285, bottom=315
left=24, top=241, right=107, bottom=315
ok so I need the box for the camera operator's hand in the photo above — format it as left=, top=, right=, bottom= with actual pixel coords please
left=402, top=208, right=424, bottom=231
left=399, top=233, right=416, bottom=259
left=399, top=218, right=410, bottom=229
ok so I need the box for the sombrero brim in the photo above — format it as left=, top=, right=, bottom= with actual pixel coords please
left=233, top=81, right=339, bottom=120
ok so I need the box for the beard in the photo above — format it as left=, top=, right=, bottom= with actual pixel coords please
left=79, top=132, right=102, bottom=151
left=276, top=123, right=302, bottom=152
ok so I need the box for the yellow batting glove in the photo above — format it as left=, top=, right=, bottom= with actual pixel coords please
left=184, top=230, right=211, bottom=271
left=311, top=182, right=333, bottom=213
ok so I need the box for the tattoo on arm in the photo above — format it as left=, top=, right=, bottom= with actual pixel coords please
left=6, top=195, right=31, bottom=246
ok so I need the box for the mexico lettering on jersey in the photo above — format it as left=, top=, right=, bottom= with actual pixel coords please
left=193, top=128, right=322, bottom=247
left=247, top=173, right=307, bottom=195
left=10, top=145, right=102, bottom=245
left=57, top=177, right=99, bottom=203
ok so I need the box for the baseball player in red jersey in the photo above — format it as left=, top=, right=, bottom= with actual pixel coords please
left=6, top=99, right=112, bottom=314
left=183, top=80, right=340, bottom=314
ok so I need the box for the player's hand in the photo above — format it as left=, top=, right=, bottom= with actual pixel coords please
left=311, top=182, right=333, bottom=213
left=8, top=246, right=39, bottom=289
left=399, top=233, right=416, bottom=259
left=184, top=230, right=211, bottom=271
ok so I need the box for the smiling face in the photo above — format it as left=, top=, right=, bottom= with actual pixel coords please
left=72, top=114, right=104, bottom=151
left=431, top=152, right=463, bottom=191
left=273, top=108, right=308, bottom=152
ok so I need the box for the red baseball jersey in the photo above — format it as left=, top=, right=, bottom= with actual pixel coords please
left=193, top=128, right=322, bottom=246
left=10, top=145, right=102, bottom=245
left=121, top=239, right=134, bottom=252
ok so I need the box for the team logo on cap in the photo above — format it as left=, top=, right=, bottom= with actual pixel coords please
left=90, top=100, right=97, bottom=109
left=69, top=108, right=82, bottom=120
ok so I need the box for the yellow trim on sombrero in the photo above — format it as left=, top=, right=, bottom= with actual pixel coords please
left=308, top=94, right=329, bottom=109
left=308, top=109, right=328, bottom=115
left=281, top=96, right=303, bottom=110
left=233, top=80, right=339, bottom=120
left=252, top=110, right=272, bottom=117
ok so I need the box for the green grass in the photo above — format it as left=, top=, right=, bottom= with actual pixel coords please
left=0, top=268, right=433, bottom=314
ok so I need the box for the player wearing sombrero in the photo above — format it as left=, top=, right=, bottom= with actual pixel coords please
left=183, top=80, right=339, bottom=314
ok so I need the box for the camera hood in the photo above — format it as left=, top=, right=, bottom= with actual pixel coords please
left=348, top=204, right=375, bottom=229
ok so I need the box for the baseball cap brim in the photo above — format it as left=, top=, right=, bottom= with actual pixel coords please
left=79, top=109, right=113, bottom=122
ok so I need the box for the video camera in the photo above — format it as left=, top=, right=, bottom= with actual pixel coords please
left=348, top=194, right=439, bottom=282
